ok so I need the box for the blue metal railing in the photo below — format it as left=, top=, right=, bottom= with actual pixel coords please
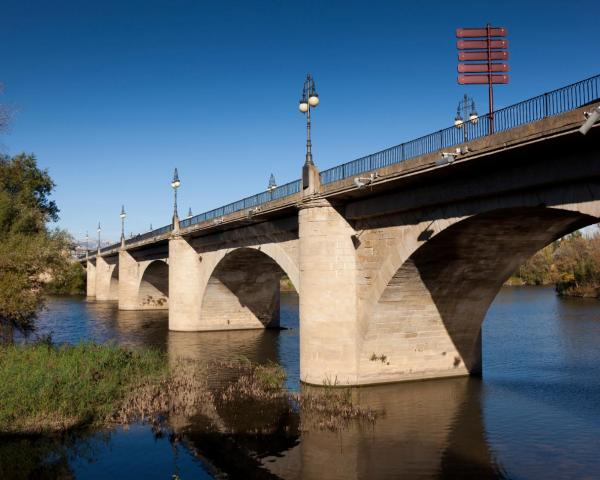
left=179, top=179, right=302, bottom=229
left=125, top=224, right=172, bottom=246
left=82, top=74, right=599, bottom=260
left=319, top=74, right=600, bottom=185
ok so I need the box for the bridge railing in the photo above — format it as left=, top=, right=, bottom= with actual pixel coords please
left=179, top=179, right=302, bottom=229
left=125, top=224, right=172, bottom=246
left=85, top=74, right=599, bottom=259
left=319, top=73, right=600, bottom=185
left=99, top=244, right=119, bottom=254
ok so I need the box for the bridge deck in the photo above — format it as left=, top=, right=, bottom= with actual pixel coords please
left=83, top=74, right=600, bottom=261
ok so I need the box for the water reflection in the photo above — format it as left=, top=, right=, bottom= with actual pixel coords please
left=174, top=378, right=503, bottom=480
left=9, top=287, right=600, bottom=479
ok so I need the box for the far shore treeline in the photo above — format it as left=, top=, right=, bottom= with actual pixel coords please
left=508, top=230, right=600, bottom=298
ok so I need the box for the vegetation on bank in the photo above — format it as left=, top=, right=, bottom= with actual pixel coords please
left=0, top=154, right=80, bottom=341
left=0, top=342, right=166, bottom=434
left=0, top=342, right=376, bottom=436
left=509, top=230, right=600, bottom=297
left=44, top=261, right=86, bottom=295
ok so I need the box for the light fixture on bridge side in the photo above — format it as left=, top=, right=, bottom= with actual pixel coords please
left=354, top=172, right=378, bottom=189
left=580, top=106, right=600, bottom=135
left=171, top=168, right=181, bottom=231
left=437, top=151, right=459, bottom=166
left=299, top=73, right=319, bottom=167
left=120, top=205, right=126, bottom=247
left=454, top=94, right=478, bottom=143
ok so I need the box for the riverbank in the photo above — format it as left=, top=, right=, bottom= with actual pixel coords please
left=0, top=341, right=375, bottom=436
left=0, top=342, right=166, bottom=434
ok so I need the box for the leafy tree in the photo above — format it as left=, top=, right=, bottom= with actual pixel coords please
left=0, top=153, right=72, bottom=341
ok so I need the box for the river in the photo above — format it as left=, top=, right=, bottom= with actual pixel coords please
left=1, top=286, right=600, bottom=479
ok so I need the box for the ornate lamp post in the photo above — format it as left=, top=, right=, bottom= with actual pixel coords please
left=267, top=173, right=277, bottom=192
left=298, top=73, right=319, bottom=166
left=454, top=94, right=478, bottom=142
left=120, top=205, right=126, bottom=247
left=97, top=222, right=101, bottom=253
left=171, top=168, right=181, bottom=226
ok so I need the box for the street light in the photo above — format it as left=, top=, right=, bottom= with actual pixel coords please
left=454, top=94, right=478, bottom=142
left=171, top=168, right=181, bottom=224
left=299, top=73, right=319, bottom=166
left=120, top=205, right=126, bottom=242
left=187, top=207, right=193, bottom=219
left=267, top=173, right=277, bottom=192
left=97, top=222, right=101, bottom=251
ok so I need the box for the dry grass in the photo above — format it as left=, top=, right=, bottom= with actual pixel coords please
left=1, top=344, right=377, bottom=436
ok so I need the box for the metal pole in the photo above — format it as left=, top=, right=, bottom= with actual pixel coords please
left=174, top=188, right=178, bottom=219
left=305, top=77, right=313, bottom=166
left=487, top=23, right=494, bottom=134
left=463, top=94, right=468, bottom=143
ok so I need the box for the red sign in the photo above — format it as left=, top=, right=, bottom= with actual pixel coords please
left=457, top=39, right=508, bottom=50
left=458, top=75, right=509, bottom=85
left=456, top=27, right=507, bottom=38
left=458, top=51, right=509, bottom=61
left=458, top=63, right=509, bottom=73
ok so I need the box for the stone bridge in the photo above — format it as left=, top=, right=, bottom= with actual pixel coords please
left=82, top=80, right=600, bottom=386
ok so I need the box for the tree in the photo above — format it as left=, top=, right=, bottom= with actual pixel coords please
left=0, top=153, right=70, bottom=341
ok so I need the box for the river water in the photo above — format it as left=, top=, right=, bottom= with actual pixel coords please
left=2, top=286, right=600, bottom=479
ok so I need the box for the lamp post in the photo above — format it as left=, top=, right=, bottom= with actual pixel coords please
left=187, top=207, right=193, bottom=219
left=298, top=73, right=319, bottom=166
left=120, top=205, right=126, bottom=247
left=267, top=173, right=277, bottom=192
left=454, top=94, right=478, bottom=142
left=85, top=231, right=89, bottom=259
left=97, top=222, right=101, bottom=253
left=171, top=168, right=181, bottom=227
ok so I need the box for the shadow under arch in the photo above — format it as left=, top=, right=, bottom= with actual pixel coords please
left=137, top=259, right=169, bottom=309
left=200, top=247, right=298, bottom=330
left=108, top=263, right=119, bottom=300
left=360, top=206, right=598, bottom=383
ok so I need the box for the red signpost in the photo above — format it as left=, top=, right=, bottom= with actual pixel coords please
left=456, top=24, right=509, bottom=134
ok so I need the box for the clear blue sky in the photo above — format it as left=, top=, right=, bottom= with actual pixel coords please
left=1, top=0, right=599, bottom=242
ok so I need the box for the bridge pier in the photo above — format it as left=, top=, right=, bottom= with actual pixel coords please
left=95, top=255, right=118, bottom=301
left=299, top=198, right=360, bottom=385
left=169, top=235, right=203, bottom=331
left=118, top=250, right=140, bottom=310
left=86, top=259, right=96, bottom=297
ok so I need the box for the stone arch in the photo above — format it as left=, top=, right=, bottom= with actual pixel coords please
left=358, top=205, right=600, bottom=384
left=198, top=246, right=297, bottom=330
left=201, top=244, right=299, bottom=295
left=137, top=260, right=169, bottom=309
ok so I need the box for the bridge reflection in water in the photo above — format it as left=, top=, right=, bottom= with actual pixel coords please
left=174, top=376, right=501, bottom=480
left=42, top=294, right=504, bottom=478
